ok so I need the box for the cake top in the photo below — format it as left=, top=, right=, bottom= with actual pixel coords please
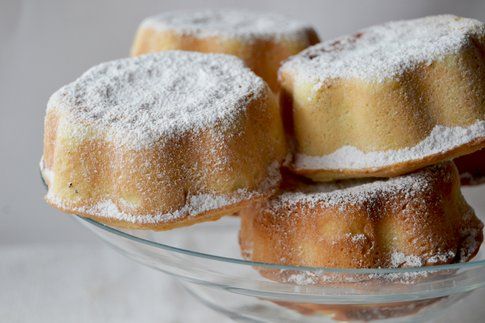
left=280, top=15, right=485, bottom=85
left=48, top=51, right=266, bottom=150
left=276, top=162, right=452, bottom=209
left=141, top=9, right=314, bottom=41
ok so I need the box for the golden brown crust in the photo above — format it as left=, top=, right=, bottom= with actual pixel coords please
left=239, top=162, right=483, bottom=269
left=132, top=27, right=319, bottom=92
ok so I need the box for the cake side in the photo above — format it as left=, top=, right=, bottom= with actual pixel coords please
left=239, top=162, right=484, bottom=269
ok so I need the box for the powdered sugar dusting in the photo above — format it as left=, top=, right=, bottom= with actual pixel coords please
left=281, top=269, right=430, bottom=285
left=277, top=163, right=447, bottom=208
left=285, top=272, right=318, bottom=285
left=46, top=191, right=248, bottom=224
left=389, top=250, right=456, bottom=268
left=280, top=15, right=485, bottom=85
left=142, top=10, right=314, bottom=42
left=271, top=162, right=460, bottom=212
left=350, top=233, right=366, bottom=243
left=390, top=252, right=423, bottom=267
left=295, top=120, right=485, bottom=170
left=48, top=51, right=266, bottom=150
left=43, top=161, right=281, bottom=224
left=274, top=250, right=458, bottom=285
left=427, top=251, right=456, bottom=264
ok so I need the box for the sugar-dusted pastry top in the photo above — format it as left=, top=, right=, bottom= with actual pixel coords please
left=141, top=10, right=314, bottom=41
left=280, top=15, right=485, bottom=84
left=275, top=163, right=451, bottom=209
left=47, top=51, right=266, bottom=150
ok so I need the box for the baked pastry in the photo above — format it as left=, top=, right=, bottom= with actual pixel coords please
left=131, top=10, right=319, bottom=91
left=273, top=298, right=442, bottom=322
left=279, top=15, right=485, bottom=181
left=239, top=162, right=483, bottom=269
left=454, top=149, right=485, bottom=185
left=41, top=51, right=287, bottom=230
left=241, top=162, right=481, bottom=320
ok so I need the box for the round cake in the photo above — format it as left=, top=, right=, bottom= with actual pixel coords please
left=131, top=10, right=320, bottom=91
left=454, top=149, right=485, bottom=185
left=279, top=15, right=485, bottom=181
left=239, top=162, right=483, bottom=269
left=41, top=51, right=287, bottom=230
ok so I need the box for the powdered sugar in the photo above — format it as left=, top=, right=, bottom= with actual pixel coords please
left=343, top=232, right=367, bottom=243
left=390, top=252, right=424, bottom=268
left=390, top=250, right=456, bottom=267
left=280, top=15, right=485, bottom=85
left=42, top=161, right=280, bottom=224
left=285, top=272, right=319, bottom=285
left=48, top=51, right=266, bottom=150
left=281, top=269, right=430, bottom=285
left=350, top=233, right=366, bottom=243
left=276, top=163, right=448, bottom=208
left=141, top=10, right=314, bottom=42
left=427, top=251, right=456, bottom=264
left=46, top=191, right=249, bottom=225
left=271, top=250, right=459, bottom=285
left=295, top=120, right=485, bottom=171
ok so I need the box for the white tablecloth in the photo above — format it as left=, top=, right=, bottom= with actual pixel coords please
left=1, top=243, right=484, bottom=323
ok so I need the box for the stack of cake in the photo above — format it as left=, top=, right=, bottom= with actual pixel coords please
left=244, top=14, right=485, bottom=269
left=41, top=11, right=484, bottom=272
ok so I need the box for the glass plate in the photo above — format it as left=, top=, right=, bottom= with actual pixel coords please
left=76, top=186, right=485, bottom=322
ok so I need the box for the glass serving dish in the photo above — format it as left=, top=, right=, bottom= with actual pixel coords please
left=75, top=186, right=485, bottom=323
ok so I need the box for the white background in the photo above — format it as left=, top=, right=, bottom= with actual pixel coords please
left=1, top=1, right=485, bottom=322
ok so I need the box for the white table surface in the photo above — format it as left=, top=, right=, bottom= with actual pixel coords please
left=1, top=243, right=485, bottom=323
left=1, top=243, right=229, bottom=323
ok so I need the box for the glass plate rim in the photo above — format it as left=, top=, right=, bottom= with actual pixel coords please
left=80, top=216, right=485, bottom=274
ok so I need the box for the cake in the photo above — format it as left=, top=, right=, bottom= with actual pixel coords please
left=239, top=162, right=483, bottom=269
left=272, top=299, right=442, bottom=322
left=279, top=15, right=485, bottom=181
left=41, top=51, right=287, bottom=230
left=131, top=10, right=320, bottom=91
left=454, top=149, right=485, bottom=185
